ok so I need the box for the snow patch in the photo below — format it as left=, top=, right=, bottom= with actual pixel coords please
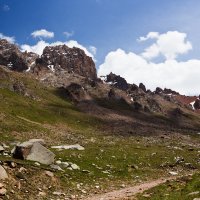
left=7, top=62, right=13, bottom=68
left=190, top=101, right=195, bottom=110
left=47, top=65, right=55, bottom=72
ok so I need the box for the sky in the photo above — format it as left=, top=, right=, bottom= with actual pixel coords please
left=1, top=0, right=200, bottom=95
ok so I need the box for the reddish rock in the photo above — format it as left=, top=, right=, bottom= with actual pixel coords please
left=35, top=45, right=97, bottom=80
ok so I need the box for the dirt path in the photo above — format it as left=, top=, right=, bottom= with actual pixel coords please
left=85, top=177, right=175, bottom=200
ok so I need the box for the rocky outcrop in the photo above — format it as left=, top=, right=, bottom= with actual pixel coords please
left=155, top=87, right=179, bottom=95
left=34, top=45, right=97, bottom=80
left=163, top=88, right=179, bottom=95
left=139, top=83, right=146, bottom=92
left=0, top=39, right=38, bottom=72
left=194, top=99, right=200, bottom=110
left=105, top=72, right=129, bottom=90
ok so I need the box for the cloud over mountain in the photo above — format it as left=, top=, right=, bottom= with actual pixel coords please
left=98, top=31, right=200, bottom=95
left=21, top=40, right=96, bottom=60
left=0, top=33, right=15, bottom=43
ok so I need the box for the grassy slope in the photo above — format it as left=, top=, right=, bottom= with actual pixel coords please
left=0, top=68, right=200, bottom=199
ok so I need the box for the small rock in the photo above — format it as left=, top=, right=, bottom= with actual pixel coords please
left=10, top=162, right=17, bottom=168
left=61, top=162, right=69, bottom=168
left=0, top=146, right=4, bottom=153
left=50, top=164, right=63, bottom=171
left=0, top=188, right=6, bottom=196
left=71, top=164, right=80, bottom=170
left=81, top=189, right=87, bottom=194
left=0, top=183, right=4, bottom=189
left=188, top=191, right=200, bottom=196
left=45, top=171, right=54, bottom=177
left=34, top=162, right=40, bottom=166
left=143, top=193, right=151, bottom=198
left=53, top=191, right=65, bottom=196
left=55, top=160, right=62, bottom=165
left=38, top=191, right=46, bottom=197
left=169, top=171, right=178, bottom=176
left=0, top=166, right=8, bottom=180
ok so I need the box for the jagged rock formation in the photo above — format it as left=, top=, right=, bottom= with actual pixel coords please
left=139, top=83, right=146, bottom=92
left=0, top=39, right=38, bottom=72
left=1, top=38, right=200, bottom=115
left=105, top=72, right=129, bottom=90
left=34, top=45, right=97, bottom=80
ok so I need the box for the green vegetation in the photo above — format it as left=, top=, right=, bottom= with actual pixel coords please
left=136, top=173, right=200, bottom=200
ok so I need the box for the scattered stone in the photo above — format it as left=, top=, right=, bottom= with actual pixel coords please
left=50, top=164, right=63, bottom=171
left=0, top=183, right=4, bottom=189
left=0, top=166, right=8, bottom=180
left=0, top=188, right=6, bottom=196
left=61, top=162, right=69, bottom=168
left=53, top=191, right=65, bottom=196
left=71, top=163, right=80, bottom=170
left=45, top=171, right=54, bottom=177
left=131, top=164, right=139, bottom=170
left=142, top=193, right=151, bottom=198
left=188, top=191, right=200, bottom=196
left=169, top=171, right=178, bottom=176
left=10, top=161, right=17, bottom=168
left=82, top=170, right=91, bottom=174
left=19, top=167, right=26, bottom=173
left=0, top=146, right=4, bottom=153
left=81, top=189, right=87, bottom=194
left=34, top=162, right=40, bottom=166
left=51, top=144, right=85, bottom=151
left=38, top=191, right=46, bottom=197
left=55, top=160, right=62, bottom=165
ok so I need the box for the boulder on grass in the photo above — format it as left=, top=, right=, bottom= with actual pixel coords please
left=0, top=166, right=8, bottom=180
left=12, top=139, right=55, bottom=165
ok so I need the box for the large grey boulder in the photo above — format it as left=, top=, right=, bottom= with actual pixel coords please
left=12, top=139, right=55, bottom=165
left=0, top=165, right=8, bottom=180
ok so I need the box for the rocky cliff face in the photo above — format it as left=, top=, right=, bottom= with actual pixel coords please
left=34, top=45, right=97, bottom=80
left=0, top=39, right=38, bottom=72
left=0, top=39, right=97, bottom=81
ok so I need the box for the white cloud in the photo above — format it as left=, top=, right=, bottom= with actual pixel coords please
left=0, top=33, right=15, bottom=43
left=98, top=31, right=200, bottom=95
left=89, top=46, right=97, bottom=55
left=21, top=40, right=95, bottom=60
left=3, top=4, right=10, bottom=11
left=140, top=31, right=192, bottom=60
left=63, top=31, right=74, bottom=38
left=138, top=32, right=159, bottom=41
left=31, top=29, right=54, bottom=39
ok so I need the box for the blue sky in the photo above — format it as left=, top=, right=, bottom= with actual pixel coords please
left=1, top=0, right=200, bottom=94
